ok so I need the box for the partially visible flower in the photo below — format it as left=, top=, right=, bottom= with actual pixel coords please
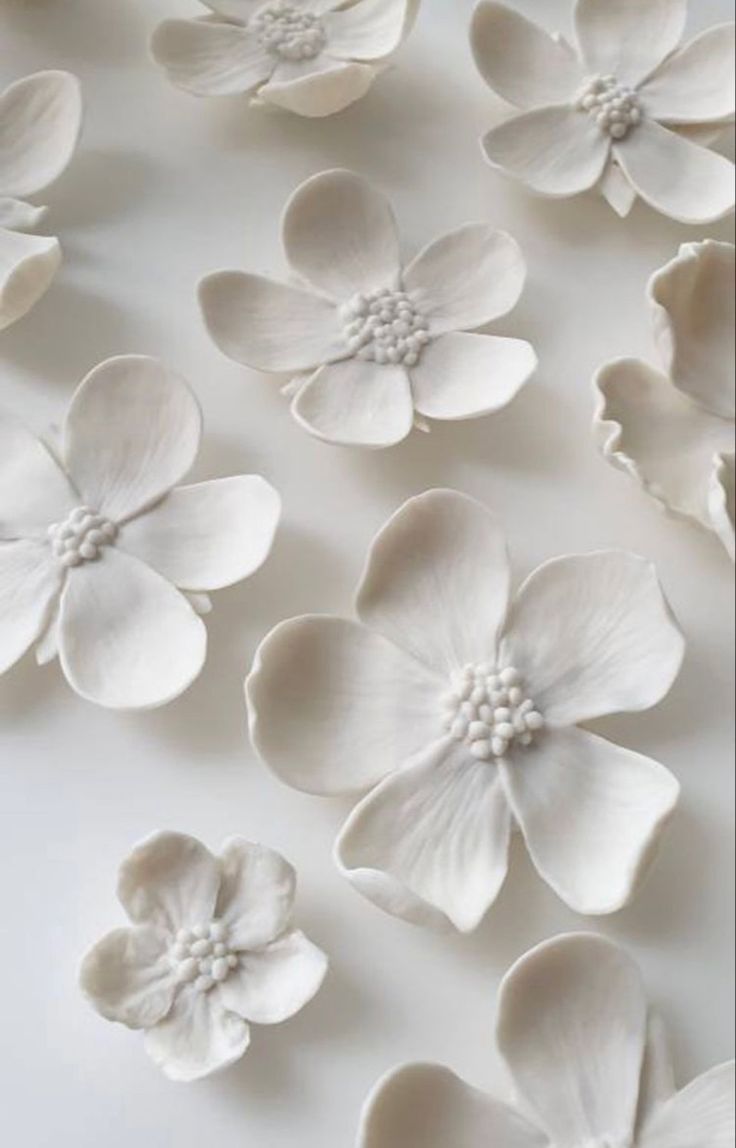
left=471, top=0, right=735, bottom=222
left=151, top=0, right=418, bottom=118
left=0, top=70, right=82, bottom=330
left=357, top=933, right=735, bottom=1147
left=0, top=355, right=280, bottom=709
left=80, top=832, right=328, bottom=1082
left=595, top=240, right=735, bottom=560
left=200, top=169, right=536, bottom=449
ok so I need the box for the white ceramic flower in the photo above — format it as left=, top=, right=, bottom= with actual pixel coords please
left=246, top=489, right=684, bottom=933
left=199, top=169, right=536, bottom=449
left=357, top=932, right=735, bottom=1148
left=471, top=0, right=735, bottom=223
left=595, top=240, right=735, bottom=560
left=0, top=70, right=82, bottom=330
left=151, top=0, right=418, bottom=118
left=80, top=832, right=328, bottom=1082
left=0, top=355, right=280, bottom=709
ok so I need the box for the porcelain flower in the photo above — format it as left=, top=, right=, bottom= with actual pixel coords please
left=80, top=832, right=328, bottom=1082
left=595, top=240, right=735, bottom=560
left=358, top=932, right=735, bottom=1147
left=151, top=0, right=418, bottom=118
left=199, top=169, right=536, bottom=449
left=0, top=70, right=82, bottom=330
left=247, top=489, right=684, bottom=933
left=0, top=355, right=280, bottom=709
left=471, top=0, right=735, bottom=223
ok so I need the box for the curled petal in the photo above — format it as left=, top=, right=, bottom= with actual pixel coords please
left=482, top=107, right=610, bottom=197
left=471, top=2, right=583, bottom=109
left=710, top=454, right=735, bottom=561
left=218, top=929, right=327, bottom=1024
left=144, top=983, right=250, bottom=1082
left=0, top=196, right=47, bottom=230
left=79, top=925, right=174, bottom=1030
left=409, top=332, right=536, bottom=421
left=0, top=539, right=62, bottom=674
left=291, top=359, right=414, bottom=448
left=324, top=0, right=410, bottom=61
left=215, top=839, right=296, bottom=951
left=150, top=18, right=274, bottom=97
left=257, top=57, right=377, bottom=117
left=639, top=24, right=736, bottom=125
left=0, top=226, right=61, bottom=332
left=0, top=70, right=82, bottom=199
left=574, top=0, right=687, bottom=87
left=117, top=831, right=221, bottom=934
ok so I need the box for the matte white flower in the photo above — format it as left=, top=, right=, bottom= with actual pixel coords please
left=595, top=240, right=735, bottom=560
left=80, top=832, right=328, bottom=1082
left=200, top=169, right=536, bottom=449
left=0, top=355, right=280, bottom=709
left=471, top=0, right=735, bottom=222
left=0, top=70, right=82, bottom=330
left=247, top=489, right=684, bottom=933
left=151, top=0, right=419, bottom=118
left=357, top=932, right=735, bottom=1148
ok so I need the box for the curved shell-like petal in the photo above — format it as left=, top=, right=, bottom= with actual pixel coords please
left=0, top=413, right=75, bottom=538
left=324, top=0, right=410, bottom=61
left=0, top=539, right=62, bottom=674
left=117, top=831, right=221, bottom=934
left=640, top=24, right=736, bottom=125
left=471, top=2, right=583, bottom=110
left=482, top=107, right=610, bottom=198
left=291, top=358, right=414, bottom=448
left=710, top=453, right=735, bottom=561
left=0, top=226, right=61, bottom=332
left=0, top=70, right=82, bottom=199
left=218, top=929, right=328, bottom=1024
left=150, top=18, right=274, bottom=97
left=574, top=0, right=687, bottom=88
left=638, top=1062, right=736, bottom=1148
left=409, top=332, right=536, bottom=421
left=257, top=56, right=377, bottom=117
left=144, top=983, right=250, bottom=1082
left=79, top=925, right=175, bottom=1030
left=215, top=839, right=296, bottom=951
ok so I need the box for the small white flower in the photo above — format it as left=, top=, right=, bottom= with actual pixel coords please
left=80, top=832, right=328, bottom=1082
left=151, top=0, right=419, bottom=118
left=0, top=70, right=82, bottom=330
left=247, top=489, right=684, bottom=933
left=595, top=240, right=735, bottom=561
left=199, top=169, right=536, bottom=449
left=471, top=0, right=735, bottom=223
left=0, top=355, right=280, bottom=709
left=357, top=933, right=735, bottom=1148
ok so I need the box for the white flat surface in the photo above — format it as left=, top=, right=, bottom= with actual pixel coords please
left=1, top=1, right=734, bottom=1144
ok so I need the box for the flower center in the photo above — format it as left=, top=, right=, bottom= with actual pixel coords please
left=252, top=2, right=327, bottom=60
left=575, top=74, right=641, bottom=139
left=169, top=921, right=240, bottom=995
left=340, top=289, right=431, bottom=367
left=442, top=663, right=545, bottom=761
left=47, top=506, right=118, bottom=568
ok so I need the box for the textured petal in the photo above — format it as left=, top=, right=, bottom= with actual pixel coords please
left=79, top=925, right=175, bottom=1030
left=291, top=359, right=413, bottom=448
left=336, top=739, right=512, bottom=933
left=403, top=226, right=527, bottom=335
left=640, top=25, right=736, bottom=124
left=324, top=0, right=409, bottom=61
left=409, top=333, right=536, bottom=421
left=0, top=226, right=61, bottom=332
left=0, top=539, right=62, bottom=673
left=710, top=453, right=735, bottom=561
left=471, top=2, right=583, bottom=109
left=257, top=56, right=376, bottom=117
left=482, top=107, right=610, bottom=197
left=144, top=984, right=250, bottom=1082
left=218, top=929, right=327, bottom=1024
left=501, top=727, right=679, bottom=914
left=0, top=197, right=47, bottom=230
left=0, top=413, right=75, bottom=537
left=638, top=1063, right=735, bottom=1148
left=497, top=933, right=648, bottom=1142
left=246, top=615, right=442, bottom=796
left=63, top=356, right=202, bottom=524
left=574, top=0, right=687, bottom=87
left=117, top=831, right=221, bottom=934
left=150, top=18, right=274, bottom=97
left=356, top=489, right=510, bottom=675
left=0, top=71, right=82, bottom=199
left=119, top=477, right=280, bottom=592
left=58, top=547, right=207, bottom=710
left=501, top=550, right=685, bottom=727
left=215, top=839, right=297, bottom=951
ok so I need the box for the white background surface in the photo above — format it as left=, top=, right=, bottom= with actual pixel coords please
left=1, top=1, right=734, bottom=1144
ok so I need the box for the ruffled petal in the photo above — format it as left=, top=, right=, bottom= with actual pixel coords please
left=324, top=0, right=409, bottom=61
left=150, top=18, right=274, bottom=97
left=639, top=1062, right=735, bottom=1148
left=471, top=1, right=583, bottom=109
left=710, top=453, right=735, bottom=561
left=574, top=0, right=687, bottom=87
left=409, top=333, right=536, bottom=421
left=218, top=929, right=327, bottom=1023
left=117, top=831, right=221, bottom=934
left=0, top=413, right=75, bottom=537
left=640, top=24, right=736, bottom=124
left=0, top=71, right=82, bottom=199
left=215, top=839, right=296, bottom=951
left=291, top=358, right=413, bottom=447
left=79, top=925, right=175, bottom=1030
left=144, top=984, right=250, bottom=1082
left=257, top=56, right=376, bottom=117
left=0, top=539, right=62, bottom=674
left=482, top=107, right=610, bottom=197
left=0, top=226, right=61, bottom=332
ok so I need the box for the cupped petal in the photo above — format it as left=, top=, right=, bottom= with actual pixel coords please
left=79, top=925, right=175, bottom=1030
left=574, top=0, right=687, bottom=87
left=0, top=539, right=62, bottom=674
left=150, top=18, right=274, bottom=97
left=215, top=839, right=296, bottom=951
left=471, top=1, right=583, bottom=109
left=324, top=0, right=409, bottom=61
left=336, top=738, right=512, bottom=933
left=497, top=932, right=648, bottom=1143
left=500, top=727, right=679, bottom=915
left=58, top=546, right=207, bottom=710
left=0, top=71, right=82, bottom=199
left=640, top=24, right=736, bottom=124
left=0, top=413, right=75, bottom=537
left=710, top=453, right=735, bottom=561
left=218, top=929, right=327, bottom=1024
left=356, top=489, right=510, bottom=675
left=117, top=831, right=221, bottom=934
left=639, top=1063, right=735, bottom=1148
left=0, top=197, right=47, bottom=230
left=0, top=226, right=61, bottom=332
left=144, top=984, right=250, bottom=1082
left=482, top=107, right=610, bottom=197
left=501, top=549, right=685, bottom=727
left=246, top=615, right=443, bottom=796
left=291, top=359, right=413, bottom=448
left=257, top=56, right=376, bottom=117
left=410, top=333, right=536, bottom=421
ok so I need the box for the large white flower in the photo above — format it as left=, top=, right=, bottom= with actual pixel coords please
left=0, top=355, right=280, bottom=709
left=595, top=240, right=735, bottom=560
left=357, top=933, right=735, bottom=1148
left=199, top=169, right=536, bottom=449
left=151, top=0, right=418, bottom=118
left=80, top=832, right=328, bottom=1082
left=471, top=0, right=735, bottom=223
left=0, top=70, right=82, bottom=330
left=246, top=489, right=684, bottom=933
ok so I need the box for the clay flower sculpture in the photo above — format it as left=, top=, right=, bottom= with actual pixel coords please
left=199, top=169, right=536, bottom=448
left=357, top=932, right=735, bottom=1147
left=470, top=0, right=735, bottom=223
left=0, top=355, right=280, bottom=709
left=247, top=489, right=684, bottom=933
left=595, top=240, right=735, bottom=560
left=0, top=70, right=82, bottom=330
left=80, top=832, right=328, bottom=1082
left=151, top=0, right=419, bottom=118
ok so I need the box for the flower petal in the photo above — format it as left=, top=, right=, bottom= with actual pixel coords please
left=79, top=925, right=175, bottom=1030
left=291, top=358, right=413, bottom=447
left=282, top=169, right=400, bottom=301
left=403, top=226, right=527, bottom=334
left=336, top=738, right=512, bottom=933
left=58, top=546, right=207, bottom=709
left=150, top=18, right=274, bottom=97
left=246, top=615, right=442, bottom=796
left=0, top=196, right=47, bottom=230
left=409, top=332, right=536, bottom=421
left=500, top=727, right=679, bottom=914
left=638, top=1063, right=735, bottom=1148
left=0, top=539, right=62, bottom=673
left=637, top=1014, right=677, bottom=1127
left=0, top=226, right=61, bottom=332
left=144, top=984, right=250, bottom=1082
left=199, top=271, right=345, bottom=373
left=117, top=831, right=221, bottom=934
left=218, top=929, right=328, bottom=1024
left=324, top=0, right=409, bottom=61
left=599, top=159, right=638, bottom=217
left=482, top=107, right=610, bottom=197
left=0, top=71, right=82, bottom=199
left=119, top=476, right=280, bottom=592
left=356, top=489, right=510, bottom=675
left=471, top=1, right=583, bottom=109
left=63, top=356, right=202, bottom=524
left=215, top=839, right=296, bottom=951
left=640, top=24, right=736, bottom=124
left=574, top=0, right=687, bottom=87
left=710, top=453, right=735, bottom=561
left=501, top=549, right=685, bottom=727
left=0, top=413, right=75, bottom=537
left=258, top=56, right=376, bottom=117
